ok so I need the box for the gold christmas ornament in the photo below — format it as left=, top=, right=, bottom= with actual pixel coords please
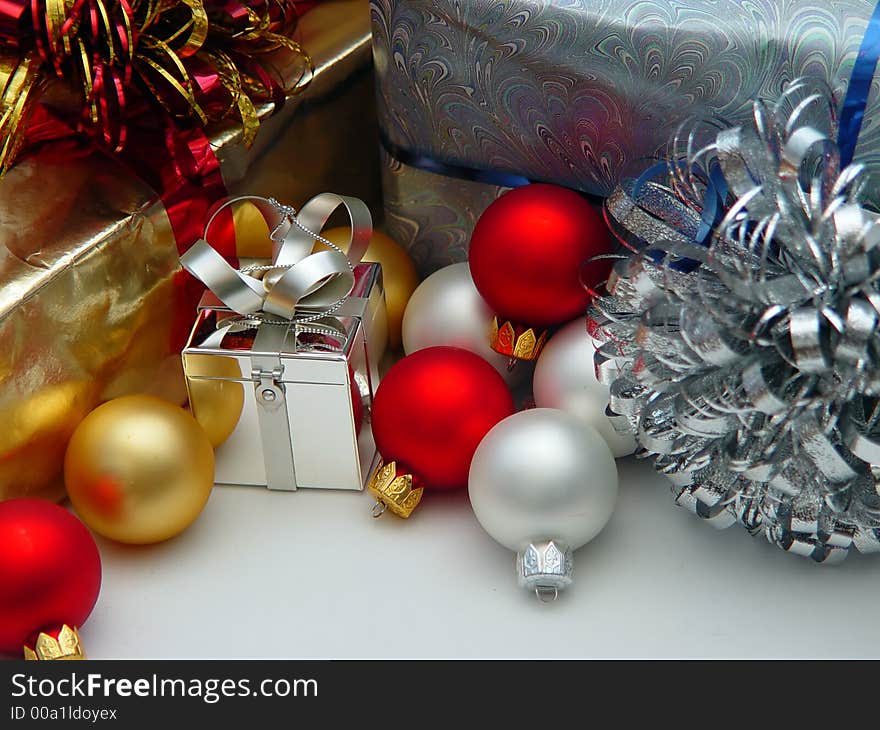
left=0, top=380, right=97, bottom=502
left=231, top=201, right=273, bottom=259
left=24, top=625, right=85, bottom=661
left=368, top=461, right=423, bottom=519
left=183, top=355, right=245, bottom=448
left=64, top=395, right=215, bottom=544
left=317, top=227, right=418, bottom=350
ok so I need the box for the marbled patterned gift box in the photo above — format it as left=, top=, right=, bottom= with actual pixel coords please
left=371, top=0, right=880, bottom=274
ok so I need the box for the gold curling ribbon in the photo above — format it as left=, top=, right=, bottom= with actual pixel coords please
left=0, top=53, right=42, bottom=175
left=136, top=36, right=207, bottom=123
left=162, top=0, right=208, bottom=56
left=0, top=0, right=313, bottom=175
left=43, top=0, right=71, bottom=64
left=200, top=47, right=260, bottom=145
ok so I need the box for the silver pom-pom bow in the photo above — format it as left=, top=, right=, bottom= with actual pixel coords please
left=588, top=79, right=880, bottom=563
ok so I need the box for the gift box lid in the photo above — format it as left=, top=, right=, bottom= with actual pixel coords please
left=183, top=262, right=382, bottom=384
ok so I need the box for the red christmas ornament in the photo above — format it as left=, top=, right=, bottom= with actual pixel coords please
left=0, top=499, right=102, bottom=659
left=468, top=183, right=612, bottom=360
left=369, top=346, right=515, bottom=517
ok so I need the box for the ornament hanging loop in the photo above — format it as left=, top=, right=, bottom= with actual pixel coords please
left=535, top=586, right=559, bottom=603
left=516, top=540, right=574, bottom=597
left=366, top=460, right=423, bottom=519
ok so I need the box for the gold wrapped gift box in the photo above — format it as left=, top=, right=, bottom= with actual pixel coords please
left=0, top=0, right=380, bottom=502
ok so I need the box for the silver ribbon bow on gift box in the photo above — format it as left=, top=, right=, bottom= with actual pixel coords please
left=181, top=192, right=372, bottom=331
left=181, top=192, right=376, bottom=493
left=589, top=78, right=880, bottom=563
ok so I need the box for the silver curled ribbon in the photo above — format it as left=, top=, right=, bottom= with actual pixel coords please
left=180, top=192, right=372, bottom=332
left=588, top=78, right=880, bottom=563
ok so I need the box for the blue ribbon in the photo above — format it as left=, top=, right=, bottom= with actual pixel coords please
left=630, top=158, right=726, bottom=247
left=626, top=158, right=730, bottom=271
left=696, top=161, right=728, bottom=246
left=379, top=129, right=531, bottom=188
left=837, top=0, right=880, bottom=167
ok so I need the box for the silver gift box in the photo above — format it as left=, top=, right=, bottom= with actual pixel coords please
left=183, top=262, right=386, bottom=491
left=371, top=0, right=880, bottom=274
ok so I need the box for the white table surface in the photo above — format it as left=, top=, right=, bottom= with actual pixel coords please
left=85, top=455, right=880, bottom=659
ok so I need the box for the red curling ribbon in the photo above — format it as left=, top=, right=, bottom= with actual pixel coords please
left=186, top=57, right=227, bottom=117
left=8, top=0, right=327, bottom=347
left=213, top=0, right=251, bottom=29
left=241, top=57, right=287, bottom=109
left=0, top=0, right=28, bottom=44
left=274, top=0, right=299, bottom=28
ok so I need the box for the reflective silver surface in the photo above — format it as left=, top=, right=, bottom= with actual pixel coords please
left=371, top=0, right=880, bottom=272
left=516, top=540, right=574, bottom=593
left=183, top=263, right=385, bottom=491
left=590, top=79, right=880, bottom=562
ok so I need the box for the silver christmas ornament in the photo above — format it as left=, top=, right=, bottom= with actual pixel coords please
left=468, top=408, right=618, bottom=600
left=589, top=78, right=880, bottom=563
left=534, top=317, right=636, bottom=457
left=401, top=263, right=531, bottom=387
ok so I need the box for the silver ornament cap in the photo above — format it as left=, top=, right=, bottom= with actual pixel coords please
left=516, top=540, right=573, bottom=600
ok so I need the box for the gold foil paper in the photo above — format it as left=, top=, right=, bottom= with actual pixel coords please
left=0, top=0, right=376, bottom=502
left=0, top=151, right=183, bottom=502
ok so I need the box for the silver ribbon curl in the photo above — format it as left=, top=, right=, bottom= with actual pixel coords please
left=180, top=193, right=372, bottom=327
left=589, top=78, right=880, bottom=563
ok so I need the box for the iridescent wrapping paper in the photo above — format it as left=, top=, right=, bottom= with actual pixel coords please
left=380, top=147, right=508, bottom=275
left=371, top=0, right=880, bottom=273
left=0, top=0, right=377, bottom=502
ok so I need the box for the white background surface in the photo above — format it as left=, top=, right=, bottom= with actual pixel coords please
left=87, top=456, right=880, bottom=659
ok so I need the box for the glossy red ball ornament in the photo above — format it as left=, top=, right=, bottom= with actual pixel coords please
left=469, top=183, right=612, bottom=329
left=371, top=347, right=515, bottom=491
left=0, top=499, right=102, bottom=655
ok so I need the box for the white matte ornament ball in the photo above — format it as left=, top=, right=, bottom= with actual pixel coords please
left=469, top=408, right=618, bottom=553
left=401, top=262, right=530, bottom=387
left=534, top=318, right=636, bottom=457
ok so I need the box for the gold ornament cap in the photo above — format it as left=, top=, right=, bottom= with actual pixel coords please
left=369, top=461, right=423, bottom=519
left=24, top=625, right=86, bottom=660
left=490, top=317, right=549, bottom=361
